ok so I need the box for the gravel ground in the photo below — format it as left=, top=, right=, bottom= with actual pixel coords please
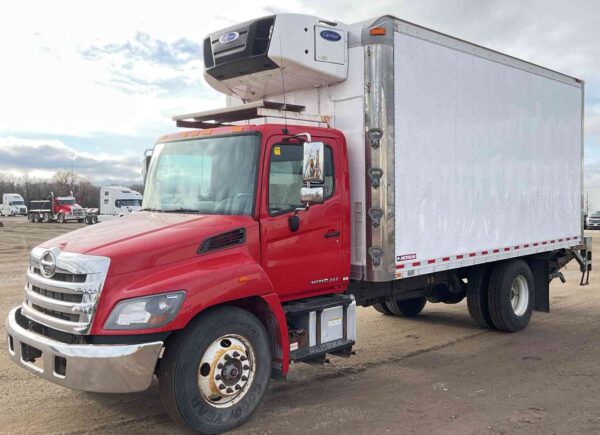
left=0, top=217, right=598, bottom=434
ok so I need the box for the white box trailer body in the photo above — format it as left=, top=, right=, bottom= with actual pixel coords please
left=217, top=15, right=584, bottom=283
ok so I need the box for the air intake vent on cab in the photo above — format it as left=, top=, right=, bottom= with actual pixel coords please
left=198, top=228, right=246, bottom=254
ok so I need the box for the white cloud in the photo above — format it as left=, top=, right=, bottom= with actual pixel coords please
left=0, top=0, right=311, bottom=139
left=1, top=0, right=599, bottom=177
left=0, top=137, right=141, bottom=183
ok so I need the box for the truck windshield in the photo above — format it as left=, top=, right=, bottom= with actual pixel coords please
left=11, top=200, right=25, bottom=206
left=58, top=199, right=76, bottom=205
left=118, top=199, right=142, bottom=207
left=143, top=134, right=260, bottom=215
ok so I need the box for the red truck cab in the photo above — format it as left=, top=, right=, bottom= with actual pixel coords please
left=7, top=124, right=353, bottom=433
left=27, top=194, right=85, bottom=223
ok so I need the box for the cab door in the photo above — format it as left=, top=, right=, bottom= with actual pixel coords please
left=260, top=136, right=344, bottom=300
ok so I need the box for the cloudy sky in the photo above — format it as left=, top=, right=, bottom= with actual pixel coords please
left=1, top=0, right=599, bottom=185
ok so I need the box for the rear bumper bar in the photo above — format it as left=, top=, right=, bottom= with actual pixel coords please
left=5, top=307, right=163, bottom=393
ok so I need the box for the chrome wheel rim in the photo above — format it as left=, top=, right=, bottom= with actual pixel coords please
left=197, top=334, right=255, bottom=408
left=510, top=274, right=529, bottom=316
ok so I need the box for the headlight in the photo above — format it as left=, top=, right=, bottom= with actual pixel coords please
left=104, top=291, right=186, bottom=330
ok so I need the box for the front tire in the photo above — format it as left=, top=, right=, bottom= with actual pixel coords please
left=57, top=213, right=66, bottom=223
left=488, top=260, right=534, bottom=332
left=159, top=307, right=271, bottom=434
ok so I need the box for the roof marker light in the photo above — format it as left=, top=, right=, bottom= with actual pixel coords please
left=369, top=27, right=386, bottom=36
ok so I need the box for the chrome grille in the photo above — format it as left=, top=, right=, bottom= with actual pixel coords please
left=22, top=247, right=110, bottom=334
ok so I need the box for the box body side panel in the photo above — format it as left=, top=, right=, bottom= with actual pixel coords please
left=393, top=31, right=583, bottom=277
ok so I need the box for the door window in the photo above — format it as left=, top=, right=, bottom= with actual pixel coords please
left=268, top=144, right=334, bottom=215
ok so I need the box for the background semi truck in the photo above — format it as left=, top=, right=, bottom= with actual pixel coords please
left=84, top=186, right=142, bottom=224
left=27, top=192, right=84, bottom=223
left=1, top=193, right=27, bottom=216
left=5, top=13, right=592, bottom=434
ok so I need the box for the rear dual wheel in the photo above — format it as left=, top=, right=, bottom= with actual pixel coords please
left=487, top=260, right=534, bottom=332
left=373, top=297, right=427, bottom=317
left=468, top=259, right=534, bottom=332
left=159, top=307, right=271, bottom=434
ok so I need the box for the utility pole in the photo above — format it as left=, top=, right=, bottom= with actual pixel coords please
left=70, top=154, right=76, bottom=192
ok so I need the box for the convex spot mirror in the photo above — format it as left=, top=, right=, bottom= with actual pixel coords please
left=301, top=186, right=324, bottom=204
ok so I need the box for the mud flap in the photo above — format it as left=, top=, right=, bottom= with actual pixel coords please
left=530, top=258, right=550, bottom=312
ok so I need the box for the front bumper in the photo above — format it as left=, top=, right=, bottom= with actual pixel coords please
left=6, top=307, right=163, bottom=393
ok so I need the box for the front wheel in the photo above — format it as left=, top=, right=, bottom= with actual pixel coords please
left=159, top=307, right=271, bottom=434
left=57, top=213, right=66, bottom=223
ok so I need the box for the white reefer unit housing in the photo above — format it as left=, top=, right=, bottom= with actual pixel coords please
left=203, top=14, right=348, bottom=101
left=202, top=14, right=584, bottom=283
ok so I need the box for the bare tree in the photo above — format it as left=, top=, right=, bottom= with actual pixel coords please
left=0, top=173, right=136, bottom=208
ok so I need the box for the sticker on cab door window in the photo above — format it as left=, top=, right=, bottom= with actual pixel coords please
left=274, top=146, right=281, bottom=156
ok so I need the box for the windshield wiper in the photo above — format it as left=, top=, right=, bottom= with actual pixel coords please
left=168, top=208, right=202, bottom=214
left=141, top=207, right=163, bottom=212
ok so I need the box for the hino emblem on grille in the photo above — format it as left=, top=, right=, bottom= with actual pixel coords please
left=40, top=250, right=56, bottom=278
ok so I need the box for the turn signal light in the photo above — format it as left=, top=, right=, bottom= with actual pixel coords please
left=369, top=27, right=386, bottom=36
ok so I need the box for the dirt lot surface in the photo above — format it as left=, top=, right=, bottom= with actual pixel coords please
left=1, top=217, right=599, bottom=434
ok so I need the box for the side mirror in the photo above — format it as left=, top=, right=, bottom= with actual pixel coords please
left=302, top=141, right=325, bottom=184
left=142, top=149, right=153, bottom=184
left=297, top=141, right=325, bottom=209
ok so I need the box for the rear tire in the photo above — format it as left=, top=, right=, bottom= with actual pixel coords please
left=373, top=303, right=393, bottom=315
left=33, top=213, right=40, bottom=223
left=488, top=260, right=534, bottom=332
left=467, top=270, right=495, bottom=329
left=385, top=297, right=426, bottom=317
left=159, top=307, right=271, bottom=434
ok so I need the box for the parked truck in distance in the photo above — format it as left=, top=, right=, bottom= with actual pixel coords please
left=27, top=192, right=84, bottom=223
left=1, top=193, right=27, bottom=216
left=5, top=13, right=593, bottom=434
left=84, top=186, right=143, bottom=224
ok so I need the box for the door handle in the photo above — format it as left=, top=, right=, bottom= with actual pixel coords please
left=324, top=230, right=340, bottom=238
